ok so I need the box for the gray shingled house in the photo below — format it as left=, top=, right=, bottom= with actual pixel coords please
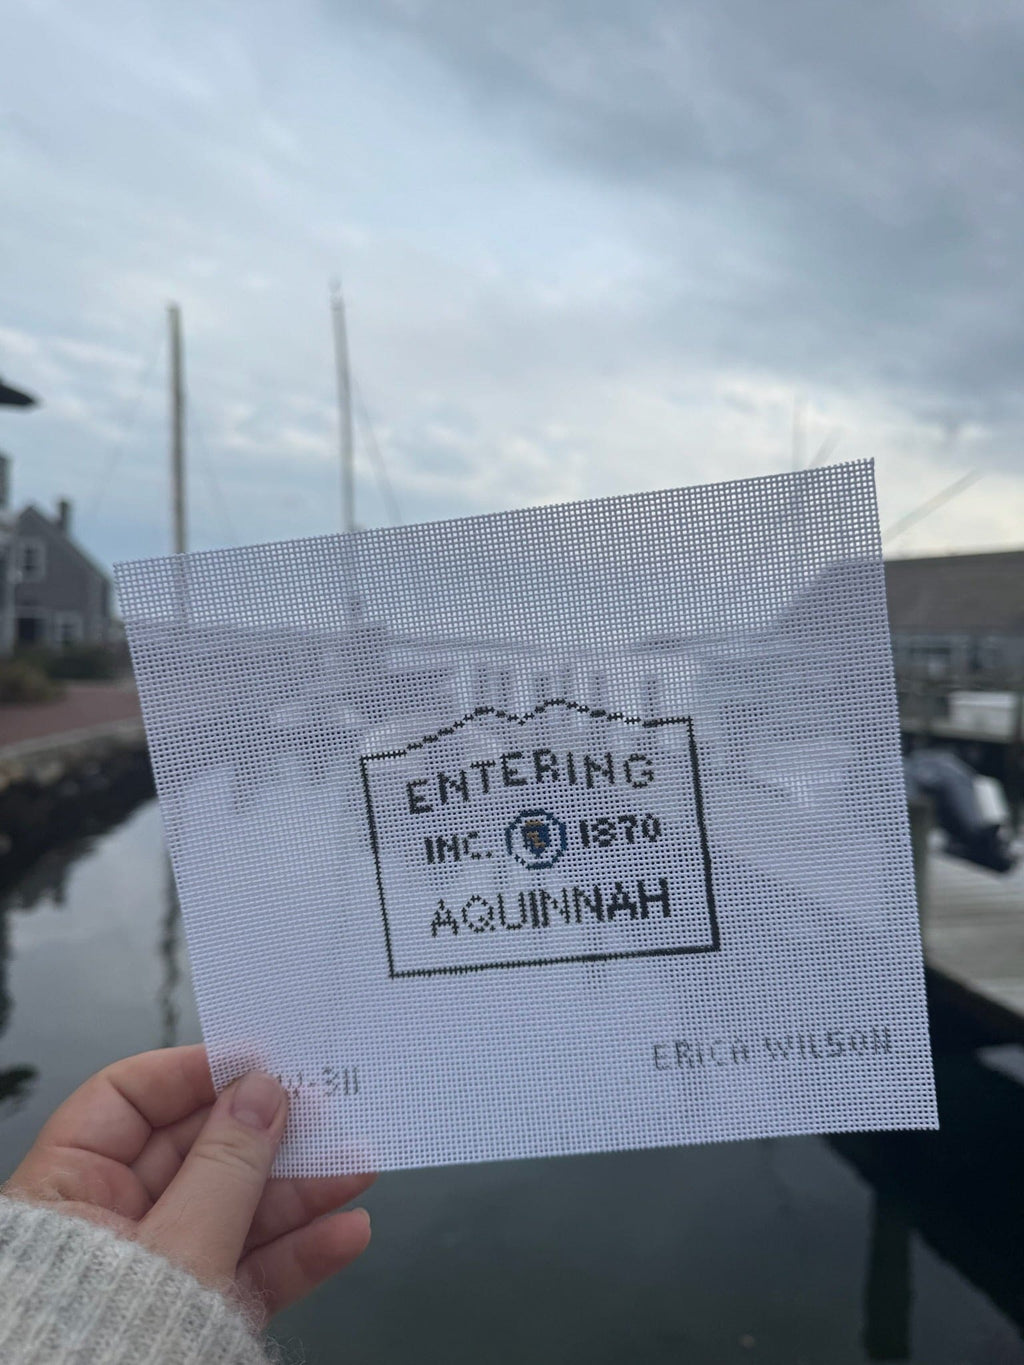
left=885, top=549, right=1024, bottom=685
left=13, top=500, right=112, bottom=647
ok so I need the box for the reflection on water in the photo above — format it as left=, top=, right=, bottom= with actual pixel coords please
left=0, top=799, right=1022, bottom=1363
left=0, top=800, right=197, bottom=1144
left=0, top=1065, right=36, bottom=1114
left=863, top=1194, right=911, bottom=1361
left=159, top=856, right=182, bottom=1051
left=833, top=1043, right=1024, bottom=1352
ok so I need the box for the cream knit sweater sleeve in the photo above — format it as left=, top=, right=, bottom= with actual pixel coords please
left=0, top=1196, right=275, bottom=1364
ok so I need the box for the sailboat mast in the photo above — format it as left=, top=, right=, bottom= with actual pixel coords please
left=330, top=283, right=356, bottom=535
left=168, top=302, right=187, bottom=554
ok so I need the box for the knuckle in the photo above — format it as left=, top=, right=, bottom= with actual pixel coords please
left=194, top=1129, right=269, bottom=1185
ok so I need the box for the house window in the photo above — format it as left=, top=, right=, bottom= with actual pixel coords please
left=16, top=613, right=46, bottom=645
left=17, top=538, right=46, bottom=583
left=53, top=611, right=84, bottom=647
left=980, top=637, right=1006, bottom=675
left=908, top=639, right=951, bottom=679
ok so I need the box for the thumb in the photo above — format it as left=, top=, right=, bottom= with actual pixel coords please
left=139, top=1072, right=288, bottom=1288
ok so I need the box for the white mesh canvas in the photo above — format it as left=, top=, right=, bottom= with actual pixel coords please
left=116, top=460, right=938, bottom=1175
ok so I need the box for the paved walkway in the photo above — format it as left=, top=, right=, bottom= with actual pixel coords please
left=0, top=682, right=141, bottom=750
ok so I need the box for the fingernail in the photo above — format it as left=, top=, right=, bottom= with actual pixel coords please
left=231, top=1073, right=286, bottom=1131
left=353, top=1207, right=372, bottom=1238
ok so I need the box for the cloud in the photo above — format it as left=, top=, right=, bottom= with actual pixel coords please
left=0, top=0, right=1021, bottom=570
left=329, top=1, right=1024, bottom=421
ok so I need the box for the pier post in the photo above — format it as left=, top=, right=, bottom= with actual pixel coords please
left=907, top=795, right=932, bottom=931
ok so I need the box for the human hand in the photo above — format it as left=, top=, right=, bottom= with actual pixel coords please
left=4, top=1045, right=374, bottom=1321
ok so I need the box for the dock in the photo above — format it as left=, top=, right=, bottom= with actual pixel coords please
left=924, top=850, right=1024, bottom=1042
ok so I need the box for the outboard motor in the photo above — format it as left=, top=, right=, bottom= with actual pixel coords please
left=904, top=748, right=1018, bottom=874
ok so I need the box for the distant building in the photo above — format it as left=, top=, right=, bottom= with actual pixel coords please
left=13, top=500, right=113, bottom=648
left=885, top=550, right=1024, bottom=685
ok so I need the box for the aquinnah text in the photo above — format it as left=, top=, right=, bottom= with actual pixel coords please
left=430, top=876, right=672, bottom=937
left=407, top=748, right=655, bottom=815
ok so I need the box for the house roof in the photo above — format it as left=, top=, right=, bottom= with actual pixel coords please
left=885, top=549, right=1024, bottom=635
left=18, top=504, right=111, bottom=586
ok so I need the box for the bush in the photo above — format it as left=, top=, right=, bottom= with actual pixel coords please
left=18, top=643, right=128, bottom=682
left=0, top=660, right=63, bottom=705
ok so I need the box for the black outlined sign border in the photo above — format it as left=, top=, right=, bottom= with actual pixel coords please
left=358, top=699, right=720, bottom=979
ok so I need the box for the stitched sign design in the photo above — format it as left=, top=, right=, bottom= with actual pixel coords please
left=360, top=701, right=718, bottom=978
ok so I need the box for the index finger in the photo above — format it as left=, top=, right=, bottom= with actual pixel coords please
left=37, top=1045, right=216, bottom=1165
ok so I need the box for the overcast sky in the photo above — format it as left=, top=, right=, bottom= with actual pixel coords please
left=1, top=0, right=1022, bottom=568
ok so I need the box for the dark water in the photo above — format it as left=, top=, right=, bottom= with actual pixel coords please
left=2, top=799, right=1023, bottom=1365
